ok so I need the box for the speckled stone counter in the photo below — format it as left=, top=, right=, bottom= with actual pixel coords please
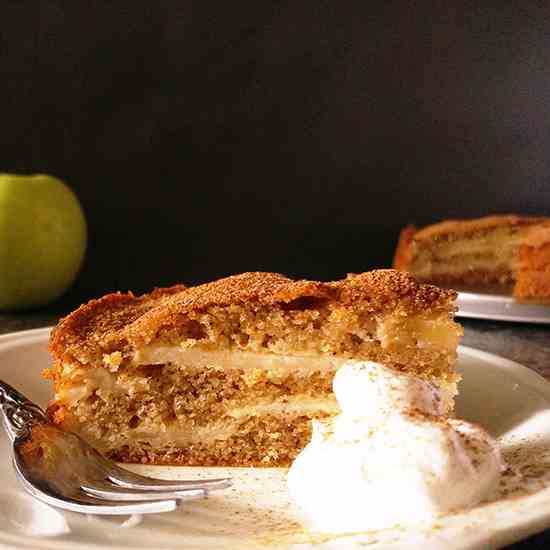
left=0, top=311, right=61, bottom=336
left=461, top=319, right=550, bottom=380
left=0, top=312, right=548, bottom=549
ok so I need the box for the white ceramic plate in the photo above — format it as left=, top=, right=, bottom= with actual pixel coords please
left=1, top=329, right=550, bottom=549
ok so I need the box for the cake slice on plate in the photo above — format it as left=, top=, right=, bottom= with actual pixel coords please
left=46, top=270, right=462, bottom=466
left=393, top=215, right=550, bottom=300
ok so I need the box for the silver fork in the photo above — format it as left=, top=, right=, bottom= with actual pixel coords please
left=0, top=380, right=231, bottom=515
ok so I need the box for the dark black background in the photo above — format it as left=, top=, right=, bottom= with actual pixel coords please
left=1, top=1, right=550, bottom=306
left=2, top=4, right=550, bottom=547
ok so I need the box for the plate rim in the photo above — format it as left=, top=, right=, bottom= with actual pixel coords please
left=0, top=326, right=51, bottom=343
left=456, top=291, right=550, bottom=324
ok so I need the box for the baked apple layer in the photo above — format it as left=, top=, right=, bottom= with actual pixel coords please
left=51, top=348, right=458, bottom=466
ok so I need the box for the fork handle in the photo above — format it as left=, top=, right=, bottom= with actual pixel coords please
left=0, top=380, right=47, bottom=442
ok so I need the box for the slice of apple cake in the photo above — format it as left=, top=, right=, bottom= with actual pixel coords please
left=46, top=270, right=462, bottom=467
left=393, top=215, right=549, bottom=290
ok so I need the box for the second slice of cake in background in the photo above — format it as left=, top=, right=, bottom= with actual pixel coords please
left=46, top=270, right=462, bottom=467
left=393, top=214, right=550, bottom=300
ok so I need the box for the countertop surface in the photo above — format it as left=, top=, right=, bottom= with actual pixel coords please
left=0, top=311, right=548, bottom=549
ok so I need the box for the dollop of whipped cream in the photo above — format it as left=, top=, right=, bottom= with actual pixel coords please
left=287, top=361, right=504, bottom=534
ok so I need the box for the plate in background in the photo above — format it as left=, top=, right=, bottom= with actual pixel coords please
left=456, top=291, right=550, bottom=324
left=1, top=329, right=550, bottom=548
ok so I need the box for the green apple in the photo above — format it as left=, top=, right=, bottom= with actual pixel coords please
left=0, top=173, right=87, bottom=310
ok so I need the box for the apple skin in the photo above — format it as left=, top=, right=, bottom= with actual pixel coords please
left=0, top=173, right=87, bottom=310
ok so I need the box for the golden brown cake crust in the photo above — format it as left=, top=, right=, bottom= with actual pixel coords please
left=49, top=270, right=456, bottom=368
left=522, top=223, right=550, bottom=249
